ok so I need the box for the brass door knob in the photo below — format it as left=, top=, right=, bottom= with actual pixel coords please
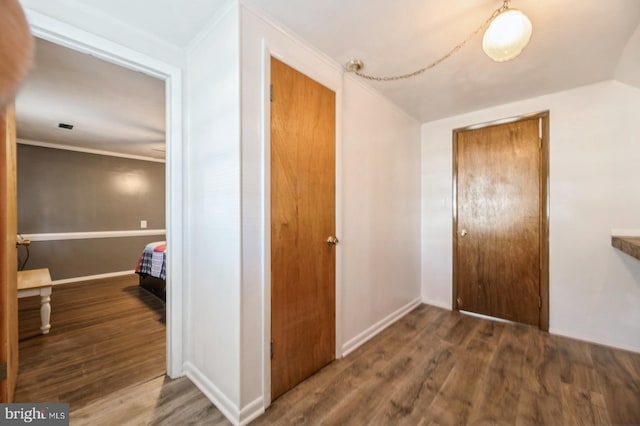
left=460, top=229, right=468, bottom=237
left=327, top=236, right=339, bottom=246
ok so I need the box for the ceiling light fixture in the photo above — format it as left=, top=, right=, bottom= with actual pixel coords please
left=346, top=0, right=532, bottom=81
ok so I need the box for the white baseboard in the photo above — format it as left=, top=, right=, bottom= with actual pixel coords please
left=611, top=229, right=640, bottom=237
left=239, top=397, right=264, bottom=426
left=341, top=298, right=422, bottom=357
left=184, top=362, right=240, bottom=425
left=549, top=328, right=640, bottom=354
left=422, top=298, right=452, bottom=310
left=51, top=270, right=135, bottom=286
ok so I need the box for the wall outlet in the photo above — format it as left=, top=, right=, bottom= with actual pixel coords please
left=140, top=220, right=148, bottom=229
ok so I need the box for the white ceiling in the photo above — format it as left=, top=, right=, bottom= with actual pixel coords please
left=242, top=0, right=640, bottom=122
left=66, top=0, right=229, bottom=48
left=15, top=0, right=640, bottom=155
left=16, top=38, right=166, bottom=159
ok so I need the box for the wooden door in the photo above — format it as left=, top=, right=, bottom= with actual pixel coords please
left=0, top=103, right=19, bottom=402
left=270, top=57, right=336, bottom=400
left=454, top=117, right=547, bottom=327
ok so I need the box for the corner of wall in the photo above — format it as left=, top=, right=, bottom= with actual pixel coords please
left=184, top=362, right=241, bottom=425
left=614, top=21, right=640, bottom=90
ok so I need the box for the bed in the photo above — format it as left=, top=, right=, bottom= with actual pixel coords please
left=135, top=241, right=166, bottom=301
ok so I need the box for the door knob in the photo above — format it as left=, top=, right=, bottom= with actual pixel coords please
left=327, top=236, right=339, bottom=246
left=460, top=229, right=468, bottom=237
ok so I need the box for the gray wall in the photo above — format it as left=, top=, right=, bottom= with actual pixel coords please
left=17, top=144, right=165, bottom=280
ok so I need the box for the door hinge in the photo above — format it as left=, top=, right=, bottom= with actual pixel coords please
left=270, top=341, right=274, bottom=359
left=538, top=296, right=542, bottom=309
left=270, top=84, right=273, bottom=102
left=0, top=361, right=6, bottom=381
left=456, top=297, right=462, bottom=309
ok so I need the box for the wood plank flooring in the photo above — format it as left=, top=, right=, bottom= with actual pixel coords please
left=253, top=305, right=640, bottom=425
left=14, top=297, right=640, bottom=425
left=71, top=376, right=228, bottom=426
left=14, top=274, right=166, bottom=410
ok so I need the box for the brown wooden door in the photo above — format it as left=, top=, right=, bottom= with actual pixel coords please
left=0, top=103, right=19, bottom=402
left=270, top=57, right=336, bottom=400
left=454, top=117, right=543, bottom=327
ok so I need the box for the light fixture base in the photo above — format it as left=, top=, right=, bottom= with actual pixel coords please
left=345, top=59, right=364, bottom=73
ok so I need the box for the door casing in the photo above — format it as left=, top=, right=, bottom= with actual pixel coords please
left=261, top=46, right=344, bottom=408
left=452, top=111, right=550, bottom=330
left=21, top=9, right=184, bottom=377
left=269, top=56, right=336, bottom=401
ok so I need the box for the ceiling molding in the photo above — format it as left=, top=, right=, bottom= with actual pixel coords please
left=17, top=138, right=166, bottom=163
left=187, top=0, right=238, bottom=55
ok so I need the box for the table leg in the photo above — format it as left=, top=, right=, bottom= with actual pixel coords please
left=40, top=287, right=52, bottom=334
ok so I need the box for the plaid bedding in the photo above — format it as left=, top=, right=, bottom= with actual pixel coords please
left=135, top=241, right=166, bottom=280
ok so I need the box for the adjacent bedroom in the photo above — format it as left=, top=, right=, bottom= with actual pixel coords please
left=12, top=37, right=168, bottom=409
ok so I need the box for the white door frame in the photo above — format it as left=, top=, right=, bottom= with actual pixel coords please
left=22, top=10, right=184, bottom=377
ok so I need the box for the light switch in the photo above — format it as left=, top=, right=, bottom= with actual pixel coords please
left=140, top=220, right=148, bottom=229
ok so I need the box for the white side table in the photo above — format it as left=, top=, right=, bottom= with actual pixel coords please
left=17, top=268, right=53, bottom=334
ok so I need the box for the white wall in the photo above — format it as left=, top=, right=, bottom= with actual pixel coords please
left=616, top=22, right=640, bottom=90
left=184, top=2, right=243, bottom=422
left=240, top=4, right=421, bottom=421
left=341, top=76, right=422, bottom=355
left=240, top=5, right=344, bottom=417
left=422, top=80, right=640, bottom=352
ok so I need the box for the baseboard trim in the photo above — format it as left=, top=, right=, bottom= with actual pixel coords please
left=549, top=328, right=640, bottom=354
left=341, top=298, right=422, bottom=357
left=184, top=362, right=240, bottom=425
left=611, top=229, right=640, bottom=237
left=239, top=396, right=264, bottom=426
left=51, top=270, right=135, bottom=286
left=422, top=299, right=452, bottom=310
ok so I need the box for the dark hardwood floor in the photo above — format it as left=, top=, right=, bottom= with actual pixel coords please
left=15, top=274, right=166, bottom=411
left=14, top=293, right=640, bottom=425
left=253, top=305, right=640, bottom=425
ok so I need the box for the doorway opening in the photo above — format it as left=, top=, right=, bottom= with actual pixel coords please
left=5, top=28, right=181, bottom=409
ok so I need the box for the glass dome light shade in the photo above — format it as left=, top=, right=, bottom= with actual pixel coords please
left=482, top=9, right=533, bottom=62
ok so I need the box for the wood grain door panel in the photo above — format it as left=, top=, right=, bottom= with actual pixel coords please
left=455, top=118, right=541, bottom=326
left=270, top=58, right=336, bottom=400
left=0, top=103, right=18, bottom=402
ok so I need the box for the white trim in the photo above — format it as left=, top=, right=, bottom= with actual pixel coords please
left=17, top=139, right=165, bottom=163
left=239, top=397, right=265, bottom=426
left=24, top=8, right=185, bottom=379
left=260, top=39, right=272, bottom=410
left=184, top=362, right=240, bottom=426
left=549, top=328, right=640, bottom=355
left=335, top=68, right=344, bottom=362
left=187, top=0, right=236, bottom=54
left=22, top=229, right=166, bottom=242
left=341, top=298, right=422, bottom=357
left=51, top=270, right=135, bottom=286
left=611, top=229, right=640, bottom=237
left=422, top=299, right=452, bottom=310
left=240, top=1, right=342, bottom=74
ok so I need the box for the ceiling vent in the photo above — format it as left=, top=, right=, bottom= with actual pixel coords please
left=58, top=123, right=74, bottom=130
